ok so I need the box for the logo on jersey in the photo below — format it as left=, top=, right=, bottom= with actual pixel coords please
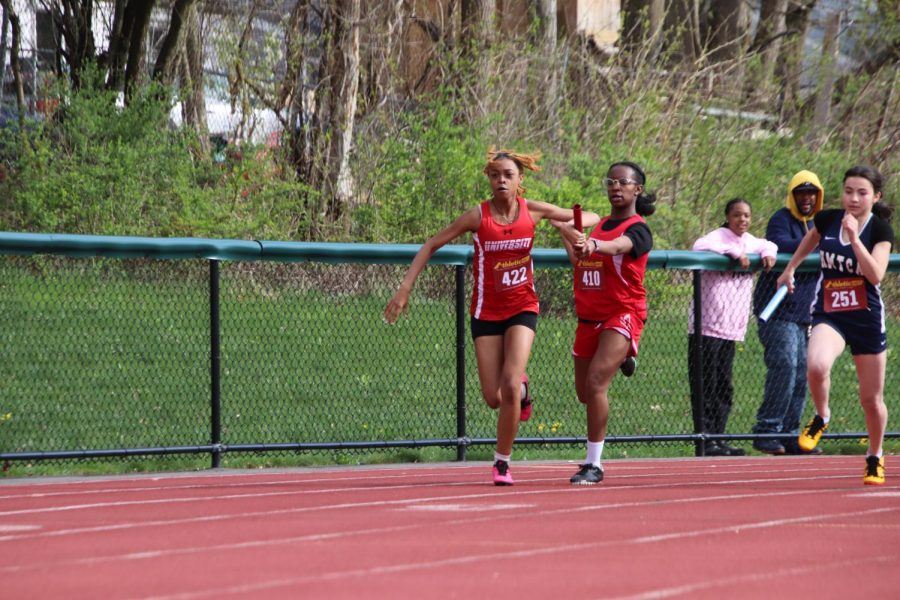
left=820, top=251, right=862, bottom=275
left=577, top=259, right=604, bottom=268
left=484, top=238, right=532, bottom=252
left=494, top=255, right=531, bottom=271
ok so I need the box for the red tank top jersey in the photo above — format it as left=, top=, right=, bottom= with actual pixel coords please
left=574, top=214, right=648, bottom=322
left=470, top=197, right=539, bottom=320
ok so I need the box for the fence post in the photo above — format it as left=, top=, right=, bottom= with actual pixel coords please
left=455, top=264, right=467, bottom=461
left=210, top=259, right=222, bottom=468
left=689, top=269, right=706, bottom=456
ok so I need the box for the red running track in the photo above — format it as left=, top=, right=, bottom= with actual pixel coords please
left=1, top=455, right=898, bottom=599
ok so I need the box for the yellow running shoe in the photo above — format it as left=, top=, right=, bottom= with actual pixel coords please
left=863, top=455, right=885, bottom=486
left=798, top=415, right=827, bottom=452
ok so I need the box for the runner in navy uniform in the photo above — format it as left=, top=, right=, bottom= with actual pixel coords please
left=777, top=166, right=894, bottom=485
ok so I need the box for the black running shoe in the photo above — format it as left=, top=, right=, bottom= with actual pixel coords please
left=703, top=441, right=728, bottom=456
left=783, top=438, right=823, bottom=455
left=620, top=356, right=637, bottom=377
left=570, top=463, right=604, bottom=485
left=718, top=442, right=746, bottom=456
left=752, top=438, right=786, bottom=455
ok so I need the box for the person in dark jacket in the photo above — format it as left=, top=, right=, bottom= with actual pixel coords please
left=751, top=170, right=824, bottom=454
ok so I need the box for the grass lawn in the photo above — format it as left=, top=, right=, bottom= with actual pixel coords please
left=2, top=260, right=897, bottom=477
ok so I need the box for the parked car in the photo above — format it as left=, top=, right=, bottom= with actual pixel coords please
left=169, top=74, right=280, bottom=146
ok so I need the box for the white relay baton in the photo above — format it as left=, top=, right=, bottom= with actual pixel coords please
left=759, top=284, right=789, bottom=322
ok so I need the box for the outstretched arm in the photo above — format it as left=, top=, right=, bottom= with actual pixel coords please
left=776, top=227, right=821, bottom=293
left=527, top=200, right=601, bottom=229
left=530, top=200, right=600, bottom=256
left=585, top=235, right=634, bottom=258
left=384, top=208, right=480, bottom=323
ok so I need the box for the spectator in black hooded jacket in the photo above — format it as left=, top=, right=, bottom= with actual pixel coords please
left=751, top=170, right=824, bottom=455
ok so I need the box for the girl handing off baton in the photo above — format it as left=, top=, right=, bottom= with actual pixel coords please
left=778, top=166, right=894, bottom=485
left=384, top=148, right=598, bottom=486
left=554, top=161, right=656, bottom=485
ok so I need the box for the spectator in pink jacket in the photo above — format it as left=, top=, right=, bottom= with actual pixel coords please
left=689, top=198, right=777, bottom=456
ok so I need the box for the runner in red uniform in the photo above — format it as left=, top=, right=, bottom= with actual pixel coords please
left=385, top=148, right=599, bottom=485
left=555, top=161, right=656, bottom=485
left=470, top=195, right=539, bottom=320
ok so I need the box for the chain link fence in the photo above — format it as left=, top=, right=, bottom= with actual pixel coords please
left=1, top=235, right=897, bottom=468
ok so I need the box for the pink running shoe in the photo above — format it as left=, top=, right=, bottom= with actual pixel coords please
left=493, top=460, right=514, bottom=486
left=520, top=374, right=533, bottom=422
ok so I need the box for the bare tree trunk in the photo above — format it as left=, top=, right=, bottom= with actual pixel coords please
left=461, top=0, right=494, bottom=46
left=1, top=7, right=9, bottom=106
left=744, top=0, right=788, bottom=107
left=328, top=0, right=361, bottom=224
left=0, top=0, right=26, bottom=129
left=283, top=0, right=312, bottom=180
left=405, top=0, right=453, bottom=95
left=621, top=0, right=648, bottom=40
left=807, top=10, right=841, bottom=148
left=621, top=0, right=664, bottom=58
left=857, top=0, right=900, bottom=75
left=532, top=0, right=558, bottom=134
left=362, top=0, right=405, bottom=113
left=54, top=0, right=97, bottom=89
left=460, top=0, right=495, bottom=108
left=777, top=0, right=816, bottom=120
left=106, top=0, right=133, bottom=92
left=654, top=0, right=703, bottom=65
left=123, top=0, right=157, bottom=102
left=313, top=0, right=361, bottom=232
left=706, top=0, right=751, bottom=64
left=871, top=66, right=897, bottom=166
left=179, top=0, right=209, bottom=155
left=154, top=0, right=198, bottom=86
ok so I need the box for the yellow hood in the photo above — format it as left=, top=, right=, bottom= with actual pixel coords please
left=786, top=170, right=824, bottom=222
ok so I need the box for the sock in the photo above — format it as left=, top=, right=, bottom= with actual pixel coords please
left=494, top=452, right=511, bottom=464
left=586, top=441, right=604, bottom=468
left=820, top=413, right=830, bottom=424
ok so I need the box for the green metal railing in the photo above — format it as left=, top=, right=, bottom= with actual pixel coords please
left=1, top=232, right=897, bottom=467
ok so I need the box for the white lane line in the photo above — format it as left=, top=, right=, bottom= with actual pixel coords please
left=1, top=485, right=890, bottom=574
left=0, top=524, right=41, bottom=532
left=130, top=507, right=900, bottom=600
left=847, top=491, right=900, bottom=497
left=0, top=463, right=857, bottom=516
left=0, top=473, right=863, bottom=538
left=405, top=503, right=533, bottom=512
left=0, top=459, right=860, bottom=500
left=0, top=469, right=489, bottom=500
left=606, top=554, right=900, bottom=599
left=0, top=474, right=872, bottom=542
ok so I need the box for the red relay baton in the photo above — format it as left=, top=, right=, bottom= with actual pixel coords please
left=573, top=204, right=583, bottom=232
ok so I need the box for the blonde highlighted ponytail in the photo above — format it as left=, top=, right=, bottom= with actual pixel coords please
left=484, top=146, right=541, bottom=197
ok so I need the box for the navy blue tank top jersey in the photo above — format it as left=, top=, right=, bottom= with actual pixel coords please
left=812, top=209, right=894, bottom=328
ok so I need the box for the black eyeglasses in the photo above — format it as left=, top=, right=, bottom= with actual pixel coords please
left=604, top=177, right=639, bottom=187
